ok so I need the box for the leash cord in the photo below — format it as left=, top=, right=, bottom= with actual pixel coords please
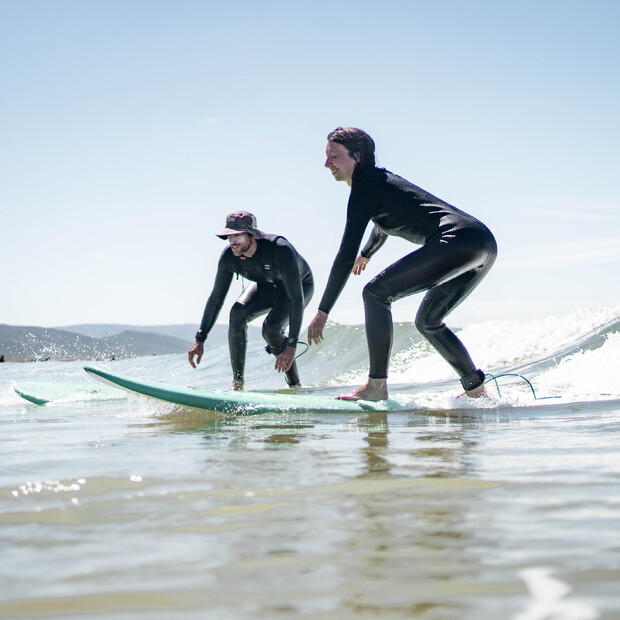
left=484, top=373, right=560, bottom=400
left=295, top=341, right=309, bottom=359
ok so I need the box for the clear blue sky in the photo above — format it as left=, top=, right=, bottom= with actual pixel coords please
left=3, top=0, right=619, bottom=328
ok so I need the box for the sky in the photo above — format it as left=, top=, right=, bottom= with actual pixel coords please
left=2, top=0, right=619, bottom=329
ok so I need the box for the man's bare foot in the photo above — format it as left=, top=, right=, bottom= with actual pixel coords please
left=465, top=384, right=487, bottom=398
left=231, top=380, right=244, bottom=391
left=336, top=378, right=388, bottom=401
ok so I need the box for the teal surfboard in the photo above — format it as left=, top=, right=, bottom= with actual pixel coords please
left=83, top=365, right=402, bottom=414
left=14, top=381, right=122, bottom=405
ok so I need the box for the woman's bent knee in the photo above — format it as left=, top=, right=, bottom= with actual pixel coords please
left=363, top=279, right=390, bottom=305
left=415, top=311, right=433, bottom=334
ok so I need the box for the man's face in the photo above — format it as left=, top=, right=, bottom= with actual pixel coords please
left=227, top=232, right=253, bottom=257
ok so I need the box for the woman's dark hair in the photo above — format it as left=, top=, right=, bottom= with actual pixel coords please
left=327, top=126, right=376, bottom=185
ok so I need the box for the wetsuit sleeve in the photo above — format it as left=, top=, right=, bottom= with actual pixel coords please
left=195, top=253, right=234, bottom=342
left=360, top=225, right=388, bottom=258
left=318, top=195, right=372, bottom=314
left=276, top=243, right=306, bottom=348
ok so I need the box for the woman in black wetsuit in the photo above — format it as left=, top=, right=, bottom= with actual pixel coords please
left=307, top=127, right=497, bottom=401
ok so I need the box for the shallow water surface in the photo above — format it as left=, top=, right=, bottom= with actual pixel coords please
left=2, top=387, right=619, bottom=619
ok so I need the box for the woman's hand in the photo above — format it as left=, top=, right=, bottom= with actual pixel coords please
left=307, top=310, right=328, bottom=345
left=352, top=254, right=370, bottom=275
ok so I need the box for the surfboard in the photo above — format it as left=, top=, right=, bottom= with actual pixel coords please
left=83, top=365, right=402, bottom=414
left=14, top=381, right=122, bottom=405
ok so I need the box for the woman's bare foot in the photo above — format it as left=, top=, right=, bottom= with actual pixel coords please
left=336, top=378, right=388, bottom=401
left=231, top=379, right=244, bottom=391
left=465, top=384, right=487, bottom=398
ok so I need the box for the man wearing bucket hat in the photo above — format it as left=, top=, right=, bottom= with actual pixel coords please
left=188, top=211, right=314, bottom=390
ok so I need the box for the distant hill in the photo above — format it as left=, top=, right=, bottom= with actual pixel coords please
left=59, top=323, right=199, bottom=341
left=0, top=323, right=260, bottom=362
left=57, top=323, right=262, bottom=345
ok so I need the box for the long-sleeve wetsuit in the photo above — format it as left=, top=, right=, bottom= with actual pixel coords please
left=318, top=167, right=497, bottom=391
left=196, top=234, right=314, bottom=385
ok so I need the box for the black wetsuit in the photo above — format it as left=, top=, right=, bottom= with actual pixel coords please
left=318, top=168, right=497, bottom=391
left=196, top=234, right=314, bottom=386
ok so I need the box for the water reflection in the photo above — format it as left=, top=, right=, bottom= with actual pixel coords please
left=356, top=413, right=391, bottom=477
left=331, top=411, right=491, bottom=618
left=151, top=406, right=482, bottom=481
left=344, top=411, right=481, bottom=481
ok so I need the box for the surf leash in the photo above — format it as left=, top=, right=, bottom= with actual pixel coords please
left=294, top=341, right=309, bottom=359
left=484, top=373, right=560, bottom=400
left=264, top=341, right=309, bottom=360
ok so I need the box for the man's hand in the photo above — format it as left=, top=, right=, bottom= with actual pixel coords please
left=188, top=341, right=204, bottom=368
left=275, top=346, right=296, bottom=373
left=307, top=310, right=328, bottom=345
left=352, top=254, right=370, bottom=275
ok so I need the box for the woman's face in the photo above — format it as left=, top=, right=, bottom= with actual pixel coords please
left=325, top=140, right=358, bottom=186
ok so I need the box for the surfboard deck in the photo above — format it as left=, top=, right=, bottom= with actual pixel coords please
left=83, top=365, right=402, bottom=414
left=14, top=381, right=122, bottom=405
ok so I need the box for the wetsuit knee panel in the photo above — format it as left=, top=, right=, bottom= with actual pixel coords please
left=414, top=308, right=445, bottom=334
left=229, top=302, right=250, bottom=328
left=362, top=278, right=393, bottom=304
left=262, top=320, right=286, bottom=343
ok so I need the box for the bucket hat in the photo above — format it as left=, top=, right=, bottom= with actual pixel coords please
left=216, top=211, right=264, bottom=239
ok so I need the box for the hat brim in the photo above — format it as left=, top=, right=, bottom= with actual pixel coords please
left=216, top=227, right=264, bottom=240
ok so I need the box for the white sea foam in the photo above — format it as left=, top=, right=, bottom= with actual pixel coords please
left=537, top=331, right=620, bottom=399
left=318, top=305, right=620, bottom=403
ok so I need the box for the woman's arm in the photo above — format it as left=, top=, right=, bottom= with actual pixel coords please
left=360, top=225, right=388, bottom=259
left=317, top=199, right=371, bottom=314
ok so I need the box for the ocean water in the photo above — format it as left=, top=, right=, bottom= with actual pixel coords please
left=1, top=306, right=620, bottom=619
